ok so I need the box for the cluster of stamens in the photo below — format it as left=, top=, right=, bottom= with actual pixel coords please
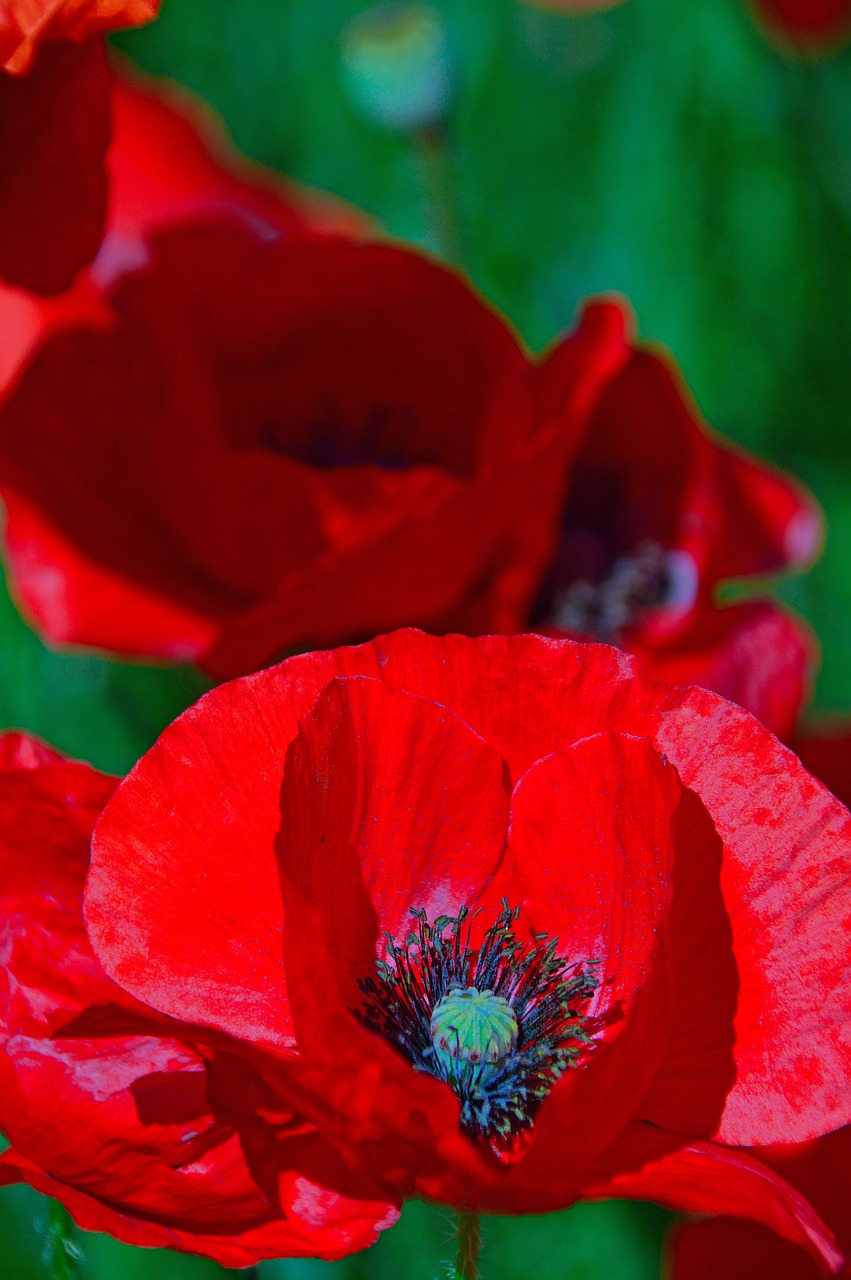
left=357, top=903, right=599, bottom=1152
left=552, top=538, right=673, bottom=640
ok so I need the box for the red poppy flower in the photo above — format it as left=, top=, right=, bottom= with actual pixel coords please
left=0, top=1, right=160, bottom=74
left=749, top=0, right=851, bottom=55
left=0, top=730, right=398, bottom=1263
left=529, top=303, right=821, bottom=736
left=84, top=631, right=851, bottom=1270
left=0, top=235, right=619, bottom=676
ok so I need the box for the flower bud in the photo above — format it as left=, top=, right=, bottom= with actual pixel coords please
left=340, top=3, right=452, bottom=131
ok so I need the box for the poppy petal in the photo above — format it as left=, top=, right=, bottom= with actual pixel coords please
left=580, top=1122, right=843, bottom=1274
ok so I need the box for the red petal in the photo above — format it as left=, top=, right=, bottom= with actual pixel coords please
left=0, top=40, right=110, bottom=294
left=749, top=0, right=851, bottom=54
left=87, top=678, right=298, bottom=1049
left=668, top=1126, right=851, bottom=1280
left=533, top=323, right=820, bottom=638
left=670, top=1217, right=831, bottom=1280
left=580, top=1122, right=843, bottom=1274
left=3, top=490, right=216, bottom=661
left=281, top=676, right=509, bottom=971
left=633, top=600, right=815, bottom=741
left=794, top=727, right=851, bottom=809
left=650, top=682, right=851, bottom=1143
left=1, top=1, right=160, bottom=73
left=707, top=443, right=823, bottom=580
left=0, top=730, right=66, bottom=769
left=485, top=733, right=677, bottom=1202
left=0, top=1032, right=398, bottom=1265
left=0, top=735, right=397, bottom=1263
left=104, top=68, right=373, bottom=268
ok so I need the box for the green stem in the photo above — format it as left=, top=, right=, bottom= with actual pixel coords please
left=417, top=123, right=464, bottom=267
left=454, top=1210, right=481, bottom=1280
left=41, top=1201, right=82, bottom=1280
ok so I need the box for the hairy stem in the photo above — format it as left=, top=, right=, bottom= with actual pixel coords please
left=454, top=1210, right=482, bottom=1280
left=41, top=1201, right=83, bottom=1280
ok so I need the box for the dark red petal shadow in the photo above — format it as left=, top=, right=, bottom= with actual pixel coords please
left=0, top=40, right=110, bottom=294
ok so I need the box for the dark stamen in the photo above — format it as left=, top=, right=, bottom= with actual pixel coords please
left=356, top=902, right=599, bottom=1153
left=551, top=538, right=673, bottom=640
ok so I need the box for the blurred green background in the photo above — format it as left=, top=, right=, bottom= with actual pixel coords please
left=0, top=0, right=849, bottom=1275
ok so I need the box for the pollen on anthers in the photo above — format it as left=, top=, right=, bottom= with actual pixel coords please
left=356, top=902, right=599, bottom=1153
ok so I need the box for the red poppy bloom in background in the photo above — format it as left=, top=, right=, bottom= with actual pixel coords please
left=749, top=0, right=851, bottom=55
left=0, top=730, right=397, bottom=1263
left=529, top=305, right=821, bottom=738
left=85, top=631, right=851, bottom=1269
left=0, top=1, right=160, bottom=73
left=0, top=234, right=618, bottom=676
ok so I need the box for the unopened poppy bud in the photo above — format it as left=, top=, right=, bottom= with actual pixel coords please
left=339, top=3, right=452, bottom=131
left=430, top=987, right=519, bottom=1066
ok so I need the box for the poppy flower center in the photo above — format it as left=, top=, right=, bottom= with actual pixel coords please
left=357, top=903, right=598, bottom=1152
left=550, top=538, right=676, bottom=639
left=430, top=986, right=519, bottom=1066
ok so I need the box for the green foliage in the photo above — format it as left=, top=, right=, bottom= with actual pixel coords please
left=0, top=1186, right=671, bottom=1280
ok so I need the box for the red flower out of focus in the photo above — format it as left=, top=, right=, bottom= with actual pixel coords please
left=0, top=2, right=163, bottom=294
left=82, top=631, right=851, bottom=1270
left=0, top=229, right=617, bottom=677
left=0, top=731, right=398, bottom=1264
left=0, top=39, right=111, bottom=294
left=0, top=65, right=372, bottom=394
left=527, top=305, right=821, bottom=739
left=750, top=0, right=851, bottom=55
left=0, top=1, right=159, bottom=73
